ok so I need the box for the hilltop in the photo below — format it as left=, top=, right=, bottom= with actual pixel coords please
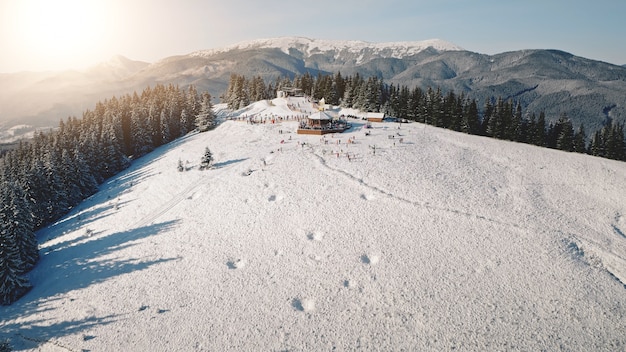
left=1, top=97, right=625, bottom=351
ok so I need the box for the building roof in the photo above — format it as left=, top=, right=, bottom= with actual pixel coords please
left=308, top=111, right=333, bottom=121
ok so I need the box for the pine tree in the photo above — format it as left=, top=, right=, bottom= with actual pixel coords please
left=407, top=87, right=423, bottom=122
left=166, top=97, right=181, bottom=139
left=130, top=105, right=153, bottom=157
left=398, top=85, right=410, bottom=120
left=555, top=113, right=574, bottom=152
left=160, top=110, right=171, bottom=144
left=42, top=148, right=69, bottom=222
left=0, top=231, right=32, bottom=305
left=443, top=90, right=457, bottom=130
left=79, top=131, right=104, bottom=184
left=590, top=130, right=605, bottom=157
left=511, top=101, right=523, bottom=141
left=229, top=75, right=249, bottom=109
left=341, top=77, right=354, bottom=108
left=334, top=72, right=346, bottom=104
left=71, top=147, right=98, bottom=198
left=180, top=109, right=190, bottom=136
left=200, top=147, right=214, bottom=170
left=481, top=98, right=494, bottom=136
left=486, top=97, right=500, bottom=137
left=424, top=87, right=443, bottom=127
left=604, top=120, right=626, bottom=160
left=573, top=123, right=587, bottom=154
left=301, top=72, right=314, bottom=96
left=186, top=85, right=201, bottom=122
left=535, top=111, right=547, bottom=146
left=59, top=148, right=81, bottom=206
left=462, top=99, right=480, bottom=134
left=487, top=97, right=509, bottom=139
left=2, top=181, right=38, bottom=272
left=250, top=76, right=267, bottom=102
left=0, top=180, right=33, bottom=305
left=546, top=122, right=557, bottom=149
left=101, top=124, right=130, bottom=179
left=195, top=92, right=215, bottom=132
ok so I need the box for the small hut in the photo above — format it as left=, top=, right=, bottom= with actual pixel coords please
left=366, top=112, right=385, bottom=122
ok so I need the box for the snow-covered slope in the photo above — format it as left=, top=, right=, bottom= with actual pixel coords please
left=190, top=36, right=464, bottom=59
left=1, top=97, right=625, bottom=351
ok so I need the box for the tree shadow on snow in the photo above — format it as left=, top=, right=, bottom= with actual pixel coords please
left=212, top=158, right=248, bottom=169
left=38, top=199, right=134, bottom=244
left=0, top=220, right=181, bottom=351
left=37, top=132, right=202, bottom=241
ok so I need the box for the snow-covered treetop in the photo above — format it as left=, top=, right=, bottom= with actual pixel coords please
left=190, top=36, right=464, bottom=59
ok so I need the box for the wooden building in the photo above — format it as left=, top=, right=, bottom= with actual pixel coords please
left=276, top=87, right=304, bottom=98
left=366, top=112, right=385, bottom=122
left=297, top=111, right=351, bottom=135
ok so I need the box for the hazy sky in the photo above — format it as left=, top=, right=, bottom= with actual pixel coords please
left=1, top=0, right=624, bottom=73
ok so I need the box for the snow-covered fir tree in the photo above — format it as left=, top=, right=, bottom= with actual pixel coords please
left=200, top=147, right=214, bottom=170
left=0, top=180, right=34, bottom=305
left=195, top=92, right=215, bottom=132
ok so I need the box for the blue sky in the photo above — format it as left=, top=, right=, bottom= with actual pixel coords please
left=1, top=0, right=624, bottom=72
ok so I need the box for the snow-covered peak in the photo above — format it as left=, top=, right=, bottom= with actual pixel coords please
left=190, top=36, right=464, bottom=59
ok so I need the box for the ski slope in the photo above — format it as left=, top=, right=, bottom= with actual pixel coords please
left=1, top=97, right=625, bottom=351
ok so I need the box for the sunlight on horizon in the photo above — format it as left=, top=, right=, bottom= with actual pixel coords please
left=4, top=0, right=113, bottom=71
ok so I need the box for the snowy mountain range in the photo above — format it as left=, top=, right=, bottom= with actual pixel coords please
left=2, top=36, right=626, bottom=141
left=190, top=37, right=464, bottom=62
left=1, top=97, right=625, bottom=350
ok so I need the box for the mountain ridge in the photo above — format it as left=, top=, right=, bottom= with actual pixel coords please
left=189, top=36, right=464, bottom=59
left=1, top=37, right=626, bottom=141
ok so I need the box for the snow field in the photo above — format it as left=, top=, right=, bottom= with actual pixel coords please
left=0, top=97, right=625, bottom=351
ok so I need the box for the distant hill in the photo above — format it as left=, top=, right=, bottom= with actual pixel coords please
left=2, top=37, right=626, bottom=139
left=0, top=55, right=149, bottom=132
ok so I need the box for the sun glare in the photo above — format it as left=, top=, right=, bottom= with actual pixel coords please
left=10, top=0, right=110, bottom=70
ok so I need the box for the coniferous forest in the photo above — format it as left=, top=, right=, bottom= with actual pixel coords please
left=0, top=84, right=215, bottom=305
left=223, top=72, right=626, bottom=160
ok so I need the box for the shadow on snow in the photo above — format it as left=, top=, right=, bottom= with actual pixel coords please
left=212, top=158, right=248, bottom=169
left=0, top=220, right=181, bottom=350
left=0, top=133, right=198, bottom=349
left=36, top=133, right=198, bottom=242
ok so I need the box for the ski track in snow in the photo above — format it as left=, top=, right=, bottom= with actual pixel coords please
left=309, top=146, right=527, bottom=231
left=133, top=176, right=208, bottom=229
left=307, top=122, right=626, bottom=291
left=305, top=124, right=626, bottom=291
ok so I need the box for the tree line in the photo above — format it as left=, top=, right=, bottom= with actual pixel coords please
left=223, top=72, right=626, bottom=160
left=0, top=84, right=215, bottom=305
